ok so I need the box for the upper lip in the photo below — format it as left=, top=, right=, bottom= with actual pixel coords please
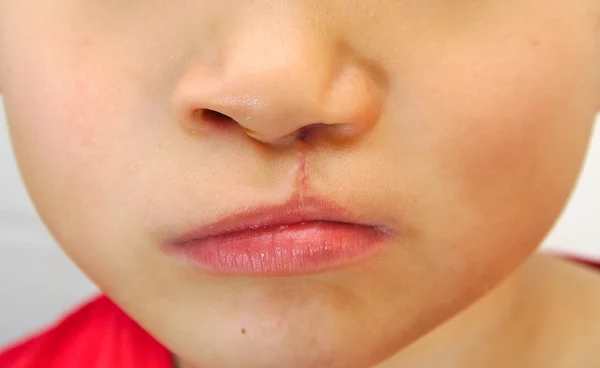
left=170, top=196, right=393, bottom=245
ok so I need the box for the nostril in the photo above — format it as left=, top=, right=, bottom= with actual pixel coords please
left=295, top=123, right=326, bottom=143
left=297, top=130, right=310, bottom=142
left=193, top=108, right=237, bottom=128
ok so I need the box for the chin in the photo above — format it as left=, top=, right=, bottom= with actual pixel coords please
left=173, top=329, right=401, bottom=368
left=134, top=282, right=445, bottom=368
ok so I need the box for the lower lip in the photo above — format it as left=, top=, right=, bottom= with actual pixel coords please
left=169, top=221, right=391, bottom=276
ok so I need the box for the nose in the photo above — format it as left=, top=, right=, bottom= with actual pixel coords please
left=172, top=31, right=386, bottom=146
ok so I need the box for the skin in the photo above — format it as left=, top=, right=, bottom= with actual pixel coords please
left=1, top=1, right=600, bottom=367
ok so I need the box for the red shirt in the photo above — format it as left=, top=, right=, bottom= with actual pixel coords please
left=0, top=296, right=172, bottom=368
left=1, top=257, right=599, bottom=368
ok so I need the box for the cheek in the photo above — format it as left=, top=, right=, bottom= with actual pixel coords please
left=441, top=57, right=590, bottom=215
left=3, top=34, right=156, bottom=243
left=3, top=9, right=180, bottom=179
left=409, top=31, right=596, bottom=272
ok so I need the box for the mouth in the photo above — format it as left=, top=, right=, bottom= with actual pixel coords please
left=164, top=196, right=395, bottom=276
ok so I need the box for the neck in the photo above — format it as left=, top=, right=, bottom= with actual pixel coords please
left=378, top=256, right=542, bottom=368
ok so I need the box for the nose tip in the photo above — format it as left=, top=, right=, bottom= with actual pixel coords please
left=173, top=51, right=386, bottom=146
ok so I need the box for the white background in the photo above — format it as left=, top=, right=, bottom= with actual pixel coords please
left=1, top=99, right=599, bottom=347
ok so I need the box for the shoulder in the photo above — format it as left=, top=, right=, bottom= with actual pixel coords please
left=0, top=295, right=171, bottom=368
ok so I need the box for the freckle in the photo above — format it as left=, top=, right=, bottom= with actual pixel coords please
left=241, top=328, right=246, bottom=335
left=531, top=38, right=541, bottom=46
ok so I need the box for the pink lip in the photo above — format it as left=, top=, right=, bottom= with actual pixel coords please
left=164, top=197, right=395, bottom=276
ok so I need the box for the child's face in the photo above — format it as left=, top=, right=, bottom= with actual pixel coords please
left=1, top=1, right=600, bottom=367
